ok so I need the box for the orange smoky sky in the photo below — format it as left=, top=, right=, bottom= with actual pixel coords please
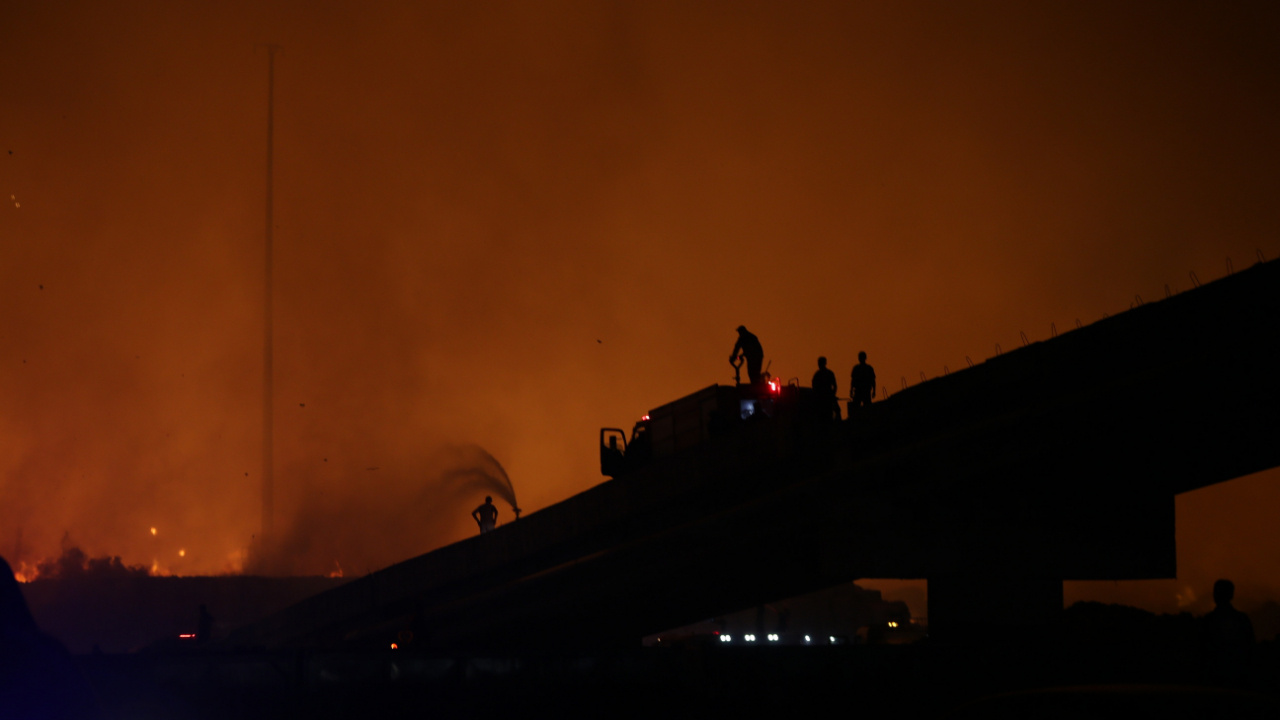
left=2, top=1, right=1278, bottom=611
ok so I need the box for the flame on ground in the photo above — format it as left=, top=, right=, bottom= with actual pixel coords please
left=11, top=547, right=151, bottom=583
left=13, top=561, right=40, bottom=583
left=11, top=545, right=252, bottom=583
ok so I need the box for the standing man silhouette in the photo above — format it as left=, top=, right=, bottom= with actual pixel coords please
left=472, top=496, right=498, bottom=534
left=812, top=357, right=839, bottom=420
left=196, top=604, right=214, bottom=644
left=850, top=351, right=876, bottom=408
left=1201, top=579, right=1255, bottom=686
left=730, top=326, right=764, bottom=385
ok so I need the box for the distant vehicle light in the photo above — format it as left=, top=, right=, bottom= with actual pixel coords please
left=804, top=635, right=811, bottom=643
left=720, top=635, right=731, bottom=643
left=745, top=634, right=756, bottom=642
left=641, top=414, right=650, bottom=421
left=178, top=633, right=195, bottom=639
left=390, top=643, right=398, bottom=650
left=829, top=636, right=836, bottom=643
left=888, top=621, right=898, bottom=628
left=767, top=634, right=779, bottom=642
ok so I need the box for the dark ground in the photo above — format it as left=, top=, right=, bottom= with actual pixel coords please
left=69, top=635, right=1280, bottom=720
left=21, top=574, right=349, bottom=654
left=16, top=576, right=1280, bottom=718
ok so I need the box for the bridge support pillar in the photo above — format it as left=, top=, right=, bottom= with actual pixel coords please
left=927, top=575, right=1062, bottom=643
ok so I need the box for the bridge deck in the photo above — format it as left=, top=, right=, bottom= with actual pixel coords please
left=227, top=259, right=1280, bottom=651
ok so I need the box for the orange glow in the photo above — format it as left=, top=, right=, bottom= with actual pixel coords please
left=12, top=561, right=40, bottom=583
left=178, top=549, right=186, bottom=557
left=0, top=1, right=1277, bottom=619
left=390, top=643, right=398, bottom=650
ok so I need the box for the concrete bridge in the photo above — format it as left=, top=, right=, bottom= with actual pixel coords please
left=228, top=259, right=1280, bottom=650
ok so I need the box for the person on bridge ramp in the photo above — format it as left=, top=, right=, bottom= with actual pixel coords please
left=850, top=351, right=876, bottom=409
left=472, top=496, right=499, bottom=534
left=812, top=356, right=839, bottom=420
left=730, top=326, right=764, bottom=385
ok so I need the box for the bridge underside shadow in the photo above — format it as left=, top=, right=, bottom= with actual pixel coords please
left=228, top=259, right=1280, bottom=651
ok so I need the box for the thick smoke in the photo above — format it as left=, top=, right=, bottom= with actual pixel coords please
left=247, top=444, right=520, bottom=576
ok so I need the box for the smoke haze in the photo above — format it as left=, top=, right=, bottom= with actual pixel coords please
left=3, top=2, right=1279, bottom=611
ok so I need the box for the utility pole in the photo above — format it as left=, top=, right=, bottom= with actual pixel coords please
left=262, top=44, right=281, bottom=548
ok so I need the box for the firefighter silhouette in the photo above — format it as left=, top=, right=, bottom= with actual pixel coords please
left=850, top=351, right=876, bottom=408
left=1201, top=579, right=1255, bottom=686
left=196, top=604, right=214, bottom=644
left=472, top=496, right=499, bottom=533
left=812, top=356, right=839, bottom=420
left=730, top=326, right=764, bottom=385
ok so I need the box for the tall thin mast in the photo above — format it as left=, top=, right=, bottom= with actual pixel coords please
left=263, top=45, right=280, bottom=546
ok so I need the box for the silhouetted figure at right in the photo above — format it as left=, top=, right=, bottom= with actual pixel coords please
left=812, top=356, right=839, bottom=420
left=849, top=351, right=876, bottom=408
left=1200, top=578, right=1255, bottom=687
left=1, top=556, right=99, bottom=719
left=730, top=326, right=764, bottom=385
left=472, top=496, right=498, bottom=534
left=196, top=604, right=214, bottom=644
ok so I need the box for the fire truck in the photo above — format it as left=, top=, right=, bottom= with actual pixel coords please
left=600, top=378, right=828, bottom=477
